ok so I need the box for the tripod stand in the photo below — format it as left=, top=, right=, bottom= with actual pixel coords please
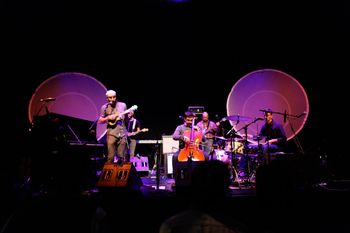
left=225, top=126, right=251, bottom=188
left=226, top=135, right=241, bottom=188
left=234, top=117, right=264, bottom=187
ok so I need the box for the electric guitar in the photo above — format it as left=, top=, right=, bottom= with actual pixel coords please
left=216, top=117, right=227, bottom=126
left=107, top=105, right=138, bottom=126
left=127, top=128, right=149, bottom=137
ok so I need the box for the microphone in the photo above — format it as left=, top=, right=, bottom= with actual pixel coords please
left=179, top=116, right=184, bottom=120
left=40, top=97, right=56, bottom=102
left=283, top=110, right=287, bottom=123
left=255, top=117, right=264, bottom=121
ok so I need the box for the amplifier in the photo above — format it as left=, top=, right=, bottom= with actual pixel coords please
left=130, top=156, right=149, bottom=172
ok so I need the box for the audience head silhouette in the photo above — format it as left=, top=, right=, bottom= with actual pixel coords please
left=159, top=160, right=247, bottom=233
left=190, top=160, right=231, bottom=202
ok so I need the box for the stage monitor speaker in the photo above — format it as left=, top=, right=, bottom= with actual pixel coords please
left=97, top=162, right=142, bottom=190
left=130, top=156, right=149, bottom=172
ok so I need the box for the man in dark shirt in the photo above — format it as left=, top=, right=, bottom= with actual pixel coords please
left=126, top=110, right=141, bottom=159
left=239, top=109, right=287, bottom=177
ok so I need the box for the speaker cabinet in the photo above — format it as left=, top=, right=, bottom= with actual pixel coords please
left=97, top=162, right=142, bottom=189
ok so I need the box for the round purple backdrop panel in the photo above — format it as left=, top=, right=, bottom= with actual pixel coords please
left=226, top=68, right=309, bottom=143
left=28, top=72, right=107, bottom=141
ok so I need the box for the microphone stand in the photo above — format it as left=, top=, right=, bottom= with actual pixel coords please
left=155, top=131, right=163, bottom=191
left=286, top=113, right=305, bottom=155
left=155, top=142, right=160, bottom=190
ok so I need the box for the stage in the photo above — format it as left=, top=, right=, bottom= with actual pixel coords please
left=2, top=172, right=349, bottom=233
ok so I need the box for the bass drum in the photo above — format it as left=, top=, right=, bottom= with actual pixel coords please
left=212, top=149, right=231, bottom=163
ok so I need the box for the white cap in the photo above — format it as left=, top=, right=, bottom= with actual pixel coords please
left=106, top=90, right=116, bottom=97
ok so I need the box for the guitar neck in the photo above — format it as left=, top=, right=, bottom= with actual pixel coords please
left=128, top=128, right=148, bottom=136
left=108, top=105, right=138, bottom=126
left=107, top=111, right=127, bottom=126
left=113, top=110, right=128, bottom=117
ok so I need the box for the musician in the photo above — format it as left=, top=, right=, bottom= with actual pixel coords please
left=125, top=110, right=141, bottom=159
left=172, top=111, right=208, bottom=169
left=196, top=112, right=219, bottom=155
left=98, top=90, right=128, bottom=163
left=239, top=109, right=287, bottom=177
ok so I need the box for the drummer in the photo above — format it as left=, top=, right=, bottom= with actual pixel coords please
left=238, top=109, right=287, bottom=177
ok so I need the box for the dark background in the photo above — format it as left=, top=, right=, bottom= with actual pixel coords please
left=2, top=0, right=349, bottom=179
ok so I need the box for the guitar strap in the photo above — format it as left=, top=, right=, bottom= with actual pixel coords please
left=128, top=119, right=137, bottom=132
left=132, top=119, right=136, bottom=131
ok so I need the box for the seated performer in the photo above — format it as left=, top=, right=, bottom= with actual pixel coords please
left=239, top=109, right=287, bottom=177
left=172, top=111, right=208, bottom=170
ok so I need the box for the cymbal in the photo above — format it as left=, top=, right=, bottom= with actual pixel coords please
left=251, top=135, right=268, bottom=141
left=234, top=134, right=243, bottom=139
left=225, top=135, right=243, bottom=140
left=213, top=136, right=227, bottom=141
left=226, top=115, right=252, bottom=122
left=224, top=139, right=246, bottom=143
left=214, top=135, right=243, bottom=141
left=230, top=138, right=245, bottom=141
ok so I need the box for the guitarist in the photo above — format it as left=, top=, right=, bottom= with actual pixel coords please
left=125, top=110, right=141, bottom=159
left=196, top=111, right=219, bottom=156
left=98, top=90, right=128, bottom=164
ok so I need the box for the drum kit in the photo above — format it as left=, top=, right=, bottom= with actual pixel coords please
left=210, top=114, right=264, bottom=186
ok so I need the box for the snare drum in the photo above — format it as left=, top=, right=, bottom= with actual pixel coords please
left=225, top=140, right=244, bottom=154
left=243, top=144, right=259, bottom=155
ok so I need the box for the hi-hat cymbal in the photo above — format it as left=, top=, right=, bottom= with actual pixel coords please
left=225, top=115, right=252, bottom=122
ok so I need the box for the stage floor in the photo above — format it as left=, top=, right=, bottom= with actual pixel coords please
left=139, top=175, right=257, bottom=197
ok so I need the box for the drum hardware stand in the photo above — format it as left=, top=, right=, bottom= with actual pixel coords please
left=235, top=117, right=263, bottom=188
left=266, top=137, right=271, bottom=165
left=226, top=126, right=245, bottom=189
left=230, top=136, right=241, bottom=189
left=253, top=135, right=269, bottom=165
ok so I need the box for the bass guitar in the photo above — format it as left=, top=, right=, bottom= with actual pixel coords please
left=108, top=105, right=138, bottom=126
